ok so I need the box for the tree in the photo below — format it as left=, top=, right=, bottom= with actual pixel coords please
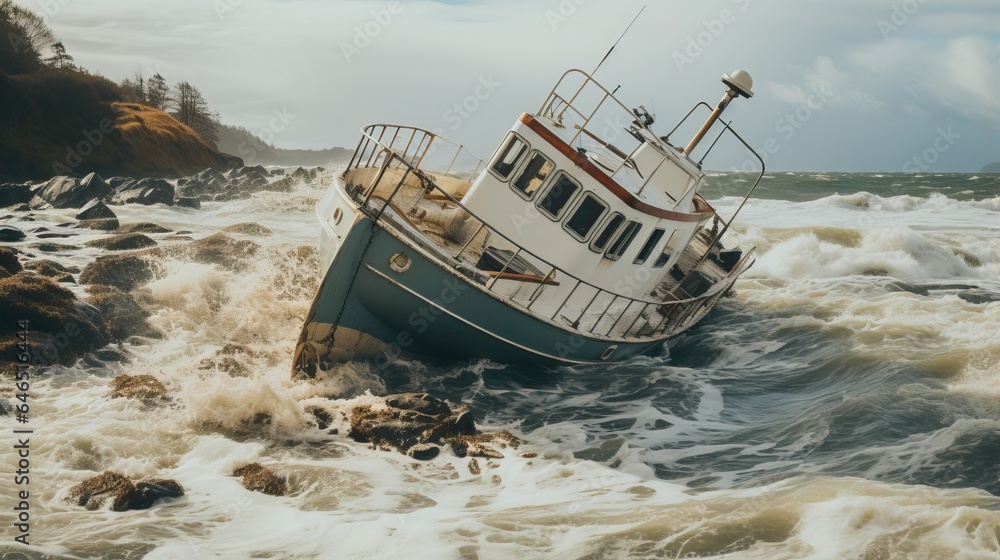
left=169, top=81, right=219, bottom=145
left=147, top=73, right=169, bottom=110
left=45, top=41, right=74, bottom=69
left=0, top=0, right=58, bottom=74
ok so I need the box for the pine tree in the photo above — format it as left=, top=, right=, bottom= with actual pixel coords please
left=169, top=81, right=219, bottom=145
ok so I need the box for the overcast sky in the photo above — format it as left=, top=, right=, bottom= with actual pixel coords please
left=24, top=0, right=1000, bottom=171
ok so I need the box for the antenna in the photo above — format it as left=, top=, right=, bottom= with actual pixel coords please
left=591, top=5, right=646, bottom=77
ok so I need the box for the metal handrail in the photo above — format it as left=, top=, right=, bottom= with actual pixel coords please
left=347, top=125, right=749, bottom=341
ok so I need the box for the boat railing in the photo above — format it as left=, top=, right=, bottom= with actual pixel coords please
left=346, top=125, right=754, bottom=342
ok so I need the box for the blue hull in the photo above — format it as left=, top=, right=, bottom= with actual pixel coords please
left=293, top=217, right=670, bottom=376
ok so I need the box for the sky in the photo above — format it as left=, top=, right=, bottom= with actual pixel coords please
left=21, top=0, right=1000, bottom=172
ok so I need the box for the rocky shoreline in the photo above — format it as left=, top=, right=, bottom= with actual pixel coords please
left=1, top=165, right=527, bottom=512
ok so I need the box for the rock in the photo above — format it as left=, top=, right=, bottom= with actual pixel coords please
left=33, top=242, right=80, bottom=253
left=198, top=343, right=258, bottom=377
left=0, top=398, right=12, bottom=416
left=0, top=225, right=26, bottom=242
left=107, top=177, right=134, bottom=190
left=305, top=406, right=333, bottom=430
left=119, top=223, right=172, bottom=234
left=232, top=463, right=287, bottom=496
left=176, top=197, right=201, bottom=209
left=0, top=183, right=32, bottom=207
left=86, top=285, right=155, bottom=340
left=85, top=233, right=157, bottom=251
left=80, top=253, right=160, bottom=291
left=67, top=471, right=183, bottom=511
left=110, top=178, right=175, bottom=206
left=447, top=432, right=521, bottom=460
left=36, top=232, right=75, bottom=239
left=222, top=222, right=273, bottom=237
left=350, top=393, right=482, bottom=456
left=76, top=199, right=117, bottom=221
left=0, top=273, right=106, bottom=368
left=30, top=176, right=111, bottom=209
left=183, top=234, right=260, bottom=271
left=407, top=444, right=441, bottom=461
left=77, top=218, right=120, bottom=231
left=79, top=172, right=109, bottom=199
left=25, top=259, right=80, bottom=278
left=0, top=247, right=21, bottom=275
left=108, top=374, right=168, bottom=403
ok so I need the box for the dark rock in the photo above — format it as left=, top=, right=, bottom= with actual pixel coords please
left=134, top=479, right=185, bottom=508
left=0, top=398, right=12, bottom=416
left=198, top=344, right=258, bottom=377
left=86, top=233, right=157, bottom=251
left=0, top=183, right=32, bottom=207
left=29, top=177, right=85, bottom=209
left=0, top=273, right=107, bottom=369
left=0, top=247, right=21, bottom=275
left=232, top=463, right=287, bottom=496
left=408, top=444, right=441, bottom=461
left=56, top=274, right=75, bottom=283
left=30, top=175, right=111, bottom=209
left=110, top=178, right=174, bottom=206
left=36, top=232, right=75, bottom=239
left=67, top=472, right=183, bottom=511
left=222, top=222, right=273, bottom=237
left=0, top=225, right=26, bottom=242
left=25, top=259, right=80, bottom=277
left=385, top=393, right=452, bottom=418
left=176, top=197, right=201, bottom=209
left=306, top=406, right=333, bottom=430
left=119, top=223, right=171, bottom=234
left=33, top=242, right=80, bottom=253
left=108, top=374, right=168, bottom=403
left=87, top=285, right=155, bottom=340
left=76, top=199, right=117, bottom=221
left=107, top=177, right=134, bottom=190
left=350, top=393, right=491, bottom=457
left=182, top=234, right=260, bottom=271
left=79, top=172, right=109, bottom=199
left=80, top=253, right=160, bottom=291
left=77, top=218, right=120, bottom=231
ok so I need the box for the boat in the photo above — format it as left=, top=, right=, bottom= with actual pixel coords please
left=292, top=67, right=764, bottom=377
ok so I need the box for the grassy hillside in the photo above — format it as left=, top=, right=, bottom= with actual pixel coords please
left=0, top=69, right=240, bottom=181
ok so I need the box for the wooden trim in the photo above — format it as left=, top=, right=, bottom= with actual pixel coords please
left=485, top=271, right=561, bottom=286
left=520, top=114, right=708, bottom=223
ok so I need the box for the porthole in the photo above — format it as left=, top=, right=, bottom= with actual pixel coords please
left=389, top=252, right=412, bottom=273
left=601, top=345, right=618, bottom=360
left=332, top=207, right=344, bottom=225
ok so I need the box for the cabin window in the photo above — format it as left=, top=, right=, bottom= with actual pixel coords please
left=590, top=212, right=625, bottom=253
left=511, top=151, right=554, bottom=199
left=537, top=172, right=581, bottom=220
left=490, top=133, right=529, bottom=180
left=634, top=228, right=666, bottom=265
left=564, top=192, right=609, bottom=242
left=606, top=220, right=642, bottom=261
left=653, top=230, right=682, bottom=268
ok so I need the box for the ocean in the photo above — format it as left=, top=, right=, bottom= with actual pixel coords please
left=2, top=171, right=999, bottom=559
